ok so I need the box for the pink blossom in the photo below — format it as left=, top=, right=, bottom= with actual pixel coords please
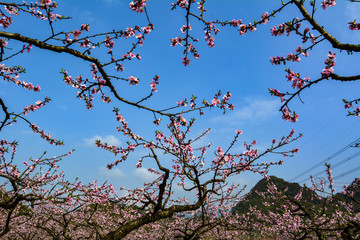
left=0, top=38, right=7, bottom=47
left=204, top=31, right=215, bottom=47
left=150, top=75, right=159, bottom=92
left=39, top=0, right=52, bottom=6
left=282, top=108, right=299, bottom=122
left=177, top=99, right=186, bottom=106
left=349, top=20, right=360, bottom=31
left=295, top=45, right=302, bottom=53
left=81, top=24, right=90, bottom=31
left=345, top=103, right=353, bottom=109
left=104, top=35, right=114, bottom=48
left=115, top=63, right=124, bottom=72
left=321, top=0, right=336, bottom=10
left=141, top=26, right=152, bottom=34
left=270, top=56, right=285, bottom=65
left=321, top=51, right=336, bottom=78
left=128, top=76, right=139, bottom=85
left=129, top=0, right=148, bottom=13
left=73, top=29, right=81, bottom=38
left=0, top=16, right=13, bottom=29
left=80, top=39, right=90, bottom=48
left=4, top=6, right=18, bottom=15
left=171, top=37, right=183, bottom=46
left=286, top=53, right=301, bottom=62
left=123, top=27, right=136, bottom=38
left=182, top=57, right=190, bottom=66
left=261, top=12, right=270, bottom=24
left=270, top=23, right=290, bottom=36
left=180, top=24, right=191, bottom=33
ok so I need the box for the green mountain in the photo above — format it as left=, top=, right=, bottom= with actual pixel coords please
left=231, top=176, right=321, bottom=215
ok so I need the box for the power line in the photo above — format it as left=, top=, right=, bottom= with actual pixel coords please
left=294, top=115, right=360, bottom=171
left=304, top=150, right=360, bottom=180
left=290, top=137, right=360, bottom=182
left=333, top=165, right=360, bottom=180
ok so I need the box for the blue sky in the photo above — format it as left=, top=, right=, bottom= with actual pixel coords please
left=2, top=0, right=360, bottom=195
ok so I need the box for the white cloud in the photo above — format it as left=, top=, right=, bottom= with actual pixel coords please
left=57, top=105, right=68, bottom=111
left=83, top=135, right=121, bottom=147
left=20, top=130, right=34, bottom=135
left=211, top=98, right=280, bottom=125
left=98, top=166, right=125, bottom=180
left=132, top=168, right=158, bottom=182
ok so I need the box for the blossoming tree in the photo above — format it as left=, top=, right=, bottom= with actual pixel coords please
left=0, top=0, right=301, bottom=238
left=0, top=0, right=358, bottom=239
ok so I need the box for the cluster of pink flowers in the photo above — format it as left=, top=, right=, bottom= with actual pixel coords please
left=286, top=53, right=301, bottom=63
left=4, top=5, right=18, bottom=15
left=73, top=29, right=81, bottom=38
left=197, top=0, right=206, bottom=12
left=177, top=99, right=187, bottom=107
left=204, top=22, right=217, bottom=47
left=0, top=38, right=7, bottom=47
left=344, top=102, right=353, bottom=109
left=227, top=17, right=261, bottom=36
left=285, top=68, right=310, bottom=89
left=270, top=56, right=286, bottom=65
left=39, top=0, right=52, bottom=7
left=270, top=50, right=305, bottom=65
left=80, top=38, right=91, bottom=48
left=128, top=75, right=139, bottom=85
left=325, top=164, right=335, bottom=192
left=150, top=75, right=159, bottom=92
left=172, top=7, right=272, bottom=66
left=281, top=107, right=299, bottom=123
left=270, top=23, right=291, bottom=36
left=204, top=30, right=215, bottom=47
left=321, top=51, right=336, bottom=78
left=115, top=62, right=124, bottom=72
left=180, top=24, right=191, bottom=34
left=123, top=26, right=136, bottom=38
left=261, top=12, right=270, bottom=24
left=23, top=98, right=51, bottom=115
left=321, top=0, right=336, bottom=10
left=182, top=56, right=190, bottom=66
left=1, top=64, right=40, bottom=91
left=170, top=36, right=183, bottom=47
left=2, top=0, right=63, bottom=25
left=22, top=43, right=33, bottom=53
left=81, top=23, right=90, bottom=31
left=61, top=69, right=100, bottom=110
left=129, top=0, right=148, bottom=13
left=295, top=45, right=310, bottom=57
left=209, top=91, right=234, bottom=111
left=351, top=107, right=360, bottom=117
left=0, top=140, right=17, bottom=157
left=30, top=123, right=64, bottom=145
left=348, top=20, right=360, bottom=31
left=301, top=27, right=316, bottom=44
left=343, top=99, right=359, bottom=116
left=172, top=0, right=189, bottom=8
left=104, top=35, right=115, bottom=48
left=0, top=15, right=13, bottom=28
left=189, top=95, right=196, bottom=109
